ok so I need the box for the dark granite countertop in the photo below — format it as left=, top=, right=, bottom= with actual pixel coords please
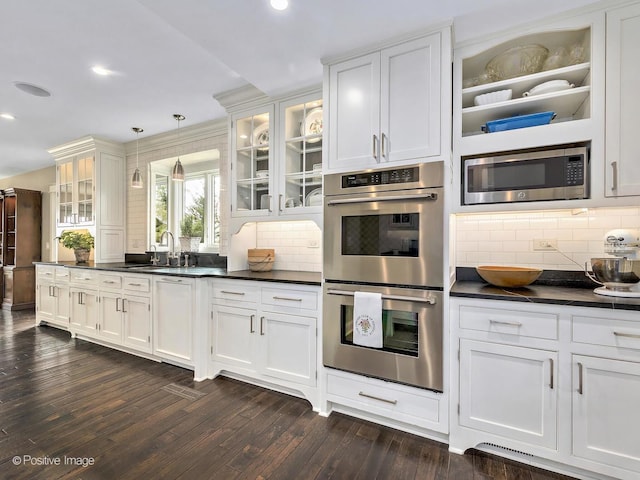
left=452, top=267, right=640, bottom=311
left=34, top=262, right=321, bottom=286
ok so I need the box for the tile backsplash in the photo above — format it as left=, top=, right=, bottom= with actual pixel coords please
left=455, top=207, right=640, bottom=270
left=255, top=221, right=322, bottom=272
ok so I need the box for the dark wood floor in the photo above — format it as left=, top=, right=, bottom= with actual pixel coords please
left=0, top=310, right=579, bottom=480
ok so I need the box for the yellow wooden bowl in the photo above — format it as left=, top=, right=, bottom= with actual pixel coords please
left=476, top=265, right=543, bottom=288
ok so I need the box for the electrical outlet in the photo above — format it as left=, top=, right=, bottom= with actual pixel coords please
left=307, top=238, right=320, bottom=248
left=533, top=238, right=557, bottom=251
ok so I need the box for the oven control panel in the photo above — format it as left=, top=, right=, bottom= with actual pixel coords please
left=342, top=166, right=418, bottom=188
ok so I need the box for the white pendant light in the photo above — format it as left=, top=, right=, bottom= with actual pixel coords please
left=171, top=114, right=185, bottom=181
left=131, top=127, right=144, bottom=188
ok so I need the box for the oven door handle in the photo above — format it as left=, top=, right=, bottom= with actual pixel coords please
left=326, top=289, right=436, bottom=305
left=326, top=193, right=437, bottom=206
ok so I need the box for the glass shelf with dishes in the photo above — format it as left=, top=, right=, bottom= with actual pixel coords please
left=282, top=98, right=324, bottom=211
left=233, top=112, right=272, bottom=213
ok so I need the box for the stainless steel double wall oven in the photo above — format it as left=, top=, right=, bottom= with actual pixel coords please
left=323, top=162, right=444, bottom=391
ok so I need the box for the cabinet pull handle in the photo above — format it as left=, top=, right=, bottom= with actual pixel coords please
left=358, top=391, right=397, bottom=405
left=272, top=296, right=303, bottom=302
left=577, top=362, right=584, bottom=395
left=549, top=358, right=554, bottom=390
left=221, top=290, right=245, bottom=296
left=613, top=331, right=640, bottom=339
left=78, top=292, right=84, bottom=305
left=381, top=133, right=388, bottom=159
left=163, top=278, right=183, bottom=283
left=49, top=285, right=54, bottom=297
left=103, top=280, right=116, bottom=284
left=116, top=298, right=120, bottom=312
left=260, top=316, right=265, bottom=335
left=372, top=134, right=379, bottom=161
left=250, top=314, right=255, bottom=333
left=127, top=283, right=142, bottom=287
left=122, top=299, right=127, bottom=313
left=279, top=194, right=284, bottom=213
left=267, top=195, right=273, bottom=213
left=611, top=161, right=618, bottom=192
left=489, top=319, right=522, bottom=327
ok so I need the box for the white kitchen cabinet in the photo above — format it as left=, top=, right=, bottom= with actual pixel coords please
left=97, top=291, right=124, bottom=343
left=451, top=297, right=640, bottom=480
left=572, top=355, right=640, bottom=473
left=36, top=265, right=70, bottom=329
left=226, top=88, right=323, bottom=231
left=605, top=3, right=640, bottom=197
left=153, top=276, right=195, bottom=366
left=48, top=136, right=126, bottom=263
left=211, top=304, right=257, bottom=369
left=209, top=279, right=320, bottom=409
left=325, top=30, right=448, bottom=172
left=459, top=339, right=558, bottom=449
left=69, top=287, right=99, bottom=336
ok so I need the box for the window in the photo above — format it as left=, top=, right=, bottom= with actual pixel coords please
left=149, top=160, right=221, bottom=252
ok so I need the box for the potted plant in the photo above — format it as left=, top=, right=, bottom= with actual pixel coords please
left=179, top=214, right=202, bottom=252
left=59, top=230, right=95, bottom=264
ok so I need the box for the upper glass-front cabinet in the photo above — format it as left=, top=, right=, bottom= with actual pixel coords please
left=281, top=97, right=323, bottom=212
left=56, top=154, right=95, bottom=226
left=230, top=90, right=324, bottom=225
left=233, top=107, right=273, bottom=215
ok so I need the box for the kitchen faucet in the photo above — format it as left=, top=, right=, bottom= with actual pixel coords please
left=149, top=244, right=160, bottom=265
left=160, top=231, right=176, bottom=266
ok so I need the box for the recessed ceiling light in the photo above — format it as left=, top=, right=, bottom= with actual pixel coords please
left=92, top=65, right=112, bottom=76
left=14, top=82, right=51, bottom=97
left=270, top=0, right=288, bottom=10
left=1, top=113, right=15, bottom=120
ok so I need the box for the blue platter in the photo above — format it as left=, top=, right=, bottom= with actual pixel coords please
left=482, top=111, right=556, bottom=133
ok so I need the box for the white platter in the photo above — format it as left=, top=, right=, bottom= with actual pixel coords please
left=301, top=108, right=323, bottom=143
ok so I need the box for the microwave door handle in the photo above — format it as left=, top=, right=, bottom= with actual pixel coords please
left=327, top=193, right=437, bottom=206
left=326, top=288, right=436, bottom=305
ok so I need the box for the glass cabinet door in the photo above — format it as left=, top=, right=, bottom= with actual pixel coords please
left=76, top=155, right=94, bottom=224
left=234, top=110, right=272, bottom=213
left=283, top=99, right=323, bottom=211
left=57, top=159, right=74, bottom=225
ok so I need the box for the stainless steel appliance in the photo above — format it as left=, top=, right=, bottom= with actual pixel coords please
left=324, top=162, right=444, bottom=287
left=323, top=162, right=444, bottom=391
left=587, top=229, right=640, bottom=298
left=463, top=143, right=589, bottom=205
left=324, top=283, right=443, bottom=391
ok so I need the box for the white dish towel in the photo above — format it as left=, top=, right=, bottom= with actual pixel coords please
left=352, top=291, right=383, bottom=348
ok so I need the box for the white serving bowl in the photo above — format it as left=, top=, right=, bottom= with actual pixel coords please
left=474, top=89, right=513, bottom=106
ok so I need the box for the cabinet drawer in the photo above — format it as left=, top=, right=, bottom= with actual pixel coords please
left=459, top=305, right=558, bottom=340
left=327, top=371, right=440, bottom=424
left=212, top=283, right=259, bottom=305
left=36, top=265, right=56, bottom=280
left=261, top=287, right=318, bottom=311
left=98, top=273, right=122, bottom=290
left=573, top=315, right=640, bottom=350
left=54, top=267, right=70, bottom=283
left=69, top=269, right=99, bottom=286
left=123, top=275, right=151, bottom=293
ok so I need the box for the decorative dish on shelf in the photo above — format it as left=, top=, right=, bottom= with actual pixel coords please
left=481, top=111, right=556, bottom=133
left=253, top=123, right=269, bottom=149
left=300, top=108, right=323, bottom=142
left=522, top=79, right=575, bottom=97
left=305, top=188, right=322, bottom=207
left=485, top=44, right=549, bottom=81
left=255, top=170, right=268, bottom=178
left=474, top=89, right=512, bottom=106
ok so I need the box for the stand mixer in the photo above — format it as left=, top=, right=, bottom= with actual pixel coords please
left=587, top=229, right=640, bottom=297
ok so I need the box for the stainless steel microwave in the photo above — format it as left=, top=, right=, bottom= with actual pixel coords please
left=463, top=145, right=589, bottom=205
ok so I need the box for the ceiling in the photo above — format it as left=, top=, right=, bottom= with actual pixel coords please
left=0, top=0, right=599, bottom=179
